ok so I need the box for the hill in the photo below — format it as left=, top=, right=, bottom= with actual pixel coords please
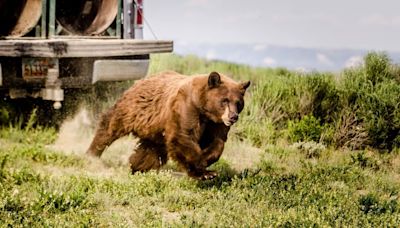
left=174, top=42, right=400, bottom=71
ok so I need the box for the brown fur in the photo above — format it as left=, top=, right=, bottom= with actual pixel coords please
left=87, top=71, right=250, bottom=180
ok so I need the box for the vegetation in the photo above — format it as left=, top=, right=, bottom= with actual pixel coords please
left=150, top=52, right=399, bottom=151
left=0, top=52, right=399, bottom=226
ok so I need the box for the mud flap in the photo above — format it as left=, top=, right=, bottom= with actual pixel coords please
left=92, top=59, right=149, bottom=83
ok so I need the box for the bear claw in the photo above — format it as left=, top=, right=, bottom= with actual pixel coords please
left=189, top=170, right=218, bottom=180
left=200, top=171, right=218, bottom=180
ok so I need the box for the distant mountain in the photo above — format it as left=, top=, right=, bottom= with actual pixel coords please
left=174, top=42, right=400, bottom=72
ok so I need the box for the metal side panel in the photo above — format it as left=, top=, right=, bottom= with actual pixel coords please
left=92, top=59, right=149, bottom=83
left=0, top=39, right=173, bottom=57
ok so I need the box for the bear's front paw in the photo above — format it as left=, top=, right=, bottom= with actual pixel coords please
left=188, top=169, right=218, bottom=180
left=198, top=171, right=218, bottom=181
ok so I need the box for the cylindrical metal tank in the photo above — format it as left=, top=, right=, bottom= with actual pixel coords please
left=56, top=0, right=118, bottom=35
left=0, top=0, right=42, bottom=37
left=0, top=0, right=118, bottom=37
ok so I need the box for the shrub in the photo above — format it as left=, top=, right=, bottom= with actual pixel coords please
left=303, top=73, right=341, bottom=123
left=332, top=109, right=369, bottom=149
left=287, top=115, right=324, bottom=143
left=350, top=151, right=382, bottom=170
left=359, top=193, right=398, bottom=214
left=340, top=52, right=400, bottom=150
left=364, top=52, right=392, bottom=85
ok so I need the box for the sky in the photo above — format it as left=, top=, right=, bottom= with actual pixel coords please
left=143, top=0, right=400, bottom=52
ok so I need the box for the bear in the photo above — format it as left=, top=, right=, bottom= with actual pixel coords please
left=86, top=71, right=250, bottom=180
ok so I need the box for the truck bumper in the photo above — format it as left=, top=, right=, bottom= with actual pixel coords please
left=92, top=59, right=149, bottom=83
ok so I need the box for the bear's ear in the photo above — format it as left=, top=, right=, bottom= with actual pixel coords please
left=208, top=72, right=221, bottom=88
left=241, top=81, right=251, bottom=91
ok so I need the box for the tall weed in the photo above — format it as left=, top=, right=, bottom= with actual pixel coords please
left=339, top=52, right=400, bottom=150
left=236, top=52, right=399, bottom=150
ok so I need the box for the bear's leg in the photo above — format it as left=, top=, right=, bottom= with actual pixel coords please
left=184, top=138, right=226, bottom=180
left=87, top=111, right=121, bottom=157
left=200, top=124, right=230, bottom=166
left=129, top=140, right=168, bottom=174
left=87, top=129, right=119, bottom=157
left=202, top=138, right=225, bottom=167
left=165, top=135, right=214, bottom=180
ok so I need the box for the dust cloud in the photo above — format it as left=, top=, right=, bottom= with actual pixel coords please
left=50, top=107, right=136, bottom=177
left=52, top=107, right=94, bottom=155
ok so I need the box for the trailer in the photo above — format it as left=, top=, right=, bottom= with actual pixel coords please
left=0, top=0, right=173, bottom=111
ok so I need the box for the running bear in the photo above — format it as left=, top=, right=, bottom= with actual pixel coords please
left=87, top=71, right=250, bottom=180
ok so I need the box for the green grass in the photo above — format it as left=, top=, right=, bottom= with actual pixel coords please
left=0, top=127, right=399, bottom=226
left=0, top=53, right=399, bottom=226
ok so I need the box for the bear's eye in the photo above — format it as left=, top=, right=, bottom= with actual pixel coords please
left=221, top=98, right=229, bottom=106
left=236, top=100, right=244, bottom=112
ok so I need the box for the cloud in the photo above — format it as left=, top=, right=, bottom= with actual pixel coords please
left=316, top=53, right=334, bottom=66
left=206, top=49, right=217, bottom=60
left=295, top=66, right=309, bottom=73
left=345, top=56, right=363, bottom=68
left=262, top=57, right=277, bottom=66
left=360, top=14, right=400, bottom=27
left=253, top=44, right=268, bottom=52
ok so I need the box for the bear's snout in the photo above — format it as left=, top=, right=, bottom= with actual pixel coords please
left=222, top=110, right=239, bottom=126
left=229, top=112, right=239, bottom=123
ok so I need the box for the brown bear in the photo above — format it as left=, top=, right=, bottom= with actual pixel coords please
left=86, top=71, right=250, bottom=180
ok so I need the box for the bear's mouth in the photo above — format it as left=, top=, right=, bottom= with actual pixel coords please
left=223, top=120, right=232, bottom=126
left=222, top=108, right=238, bottom=126
left=223, top=119, right=236, bottom=126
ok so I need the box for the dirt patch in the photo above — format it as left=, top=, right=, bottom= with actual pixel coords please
left=223, top=139, right=263, bottom=171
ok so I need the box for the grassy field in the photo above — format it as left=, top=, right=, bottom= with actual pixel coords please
left=0, top=53, right=399, bottom=226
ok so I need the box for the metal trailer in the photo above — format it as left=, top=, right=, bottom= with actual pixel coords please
left=0, top=0, right=173, bottom=110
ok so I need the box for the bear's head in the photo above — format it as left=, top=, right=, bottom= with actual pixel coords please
left=199, top=72, right=250, bottom=126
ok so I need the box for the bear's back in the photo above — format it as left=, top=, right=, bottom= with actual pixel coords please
left=110, top=71, right=189, bottom=140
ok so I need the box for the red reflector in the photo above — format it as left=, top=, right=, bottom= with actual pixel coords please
left=136, top=0, right=143, bottom=25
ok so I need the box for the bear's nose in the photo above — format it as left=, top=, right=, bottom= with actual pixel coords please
left=229, top=112, right=239, bottom=122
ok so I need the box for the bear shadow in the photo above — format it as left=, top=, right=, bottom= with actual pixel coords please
left=195, top=162, right=263, bottom=189
left=195, top=161, right=246, bottom=189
